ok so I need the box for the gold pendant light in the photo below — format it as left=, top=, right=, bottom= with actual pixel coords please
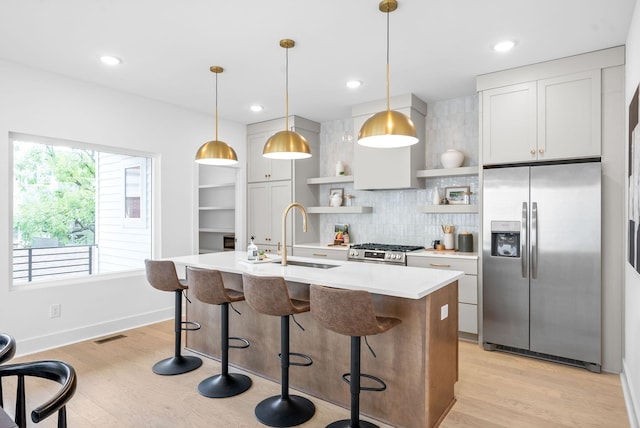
left=358, top=0, right=418, bottom=149
left=195, top=66, right=239, bottom=166
left=263, top=39, right=312, bottom=160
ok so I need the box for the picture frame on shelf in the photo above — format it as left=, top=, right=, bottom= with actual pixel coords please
left=445, top=186, right=470, bottom=205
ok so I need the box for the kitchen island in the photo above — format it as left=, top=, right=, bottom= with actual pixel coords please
left=170, top=251, right=463, bottom=428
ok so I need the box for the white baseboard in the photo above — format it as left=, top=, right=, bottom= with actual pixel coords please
left=622, top=358, right=640, bottom=428
left=14, top=308, right=173, bottom=358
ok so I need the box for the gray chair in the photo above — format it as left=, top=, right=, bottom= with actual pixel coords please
left=144, top=259, right=202, bottom=375
left=310, top=285, right=401, bottom=428
left=187, top=267, right=252, bottom=398
left=0, top=359, right=76, bottom=428
left=242, top=273, right=315, bottom=427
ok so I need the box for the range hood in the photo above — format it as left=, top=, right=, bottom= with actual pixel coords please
left=352, top=94, right=426, bottom=190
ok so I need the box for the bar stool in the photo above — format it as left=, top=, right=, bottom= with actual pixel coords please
left=144, top=259, right=202, bottom=375
left=187, top=267, right=252, bottom=398
left=310, top=285, right=401, bottom=428
left=242, top=273, right=315, bottom=427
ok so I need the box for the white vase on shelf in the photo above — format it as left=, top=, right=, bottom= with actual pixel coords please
left=432, top=187, right=441, bottom=205
left=440, top=149, right=464, bottom=168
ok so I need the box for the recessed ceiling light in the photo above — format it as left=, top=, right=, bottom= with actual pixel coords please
left=346, top=80, right=362, bottom=89
left=100, top=55, right=122, bottom=66
left=250, top=105, right=263, bottom=112
left=493, top=40, right=515, bottom=53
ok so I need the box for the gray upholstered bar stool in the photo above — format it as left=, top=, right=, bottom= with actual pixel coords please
left=242, top=273, right=315, bottom=427
left=310, top=285, right=401, bottom=428
left=144, top=259, right=202, bottom=375
left=187, top=267, right=252, bottom=398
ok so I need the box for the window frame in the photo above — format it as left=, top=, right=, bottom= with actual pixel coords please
left=10, top=132, right=157, bottom=287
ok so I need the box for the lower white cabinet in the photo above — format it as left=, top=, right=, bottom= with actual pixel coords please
left=247, top=181, right=292, bottom=249
left=407, top=254, right=478, bottom=335
left=292, top=246, right=347, bottom=261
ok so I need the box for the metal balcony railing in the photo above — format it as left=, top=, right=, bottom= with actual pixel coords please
left=12, top=245, right=97, bottom=283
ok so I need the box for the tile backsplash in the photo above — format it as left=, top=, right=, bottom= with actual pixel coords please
left=315, top=94, right=479, bottom=250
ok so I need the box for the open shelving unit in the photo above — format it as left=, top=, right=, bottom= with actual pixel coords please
left=198, top=169, right=237, bottom=254
left=416, top=166, right=479, bottom=178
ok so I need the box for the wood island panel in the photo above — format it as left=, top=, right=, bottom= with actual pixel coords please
left=185, top=272, right=458, bottom=428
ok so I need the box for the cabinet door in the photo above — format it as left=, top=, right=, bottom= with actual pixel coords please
left=247, top=182, right=271, bottom=245
left=482, top=82, right=537, bottom=165
left=269, top=181, right=293, bottom=247
left=248, top=133, right=272, bottom=182
left=537, top=69, right=601, bottom=160
left=247, top=132, right=292, bottom=182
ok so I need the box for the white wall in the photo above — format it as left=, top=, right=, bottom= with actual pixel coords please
left=625, top=1, right=640, bottom=426
left=0, top=60, right=246, bottom=356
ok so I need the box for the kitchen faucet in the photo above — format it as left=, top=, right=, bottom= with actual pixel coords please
left=281, top=202, right=307, bottom=266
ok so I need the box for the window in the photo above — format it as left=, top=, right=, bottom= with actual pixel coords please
left=11, top=133, right=153, bottom=285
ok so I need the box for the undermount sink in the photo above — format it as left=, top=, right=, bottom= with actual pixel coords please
left=272, top=260, right=339, bottom=269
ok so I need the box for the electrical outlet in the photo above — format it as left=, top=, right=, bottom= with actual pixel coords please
left=440, top=304, right=448, bottom=320
left=50, top=303, right=61, bottom=318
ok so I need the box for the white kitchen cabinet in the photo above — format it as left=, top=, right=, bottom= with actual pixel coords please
left=407, top=254, right=478, bottom=336
left=480, top=56, right=606, bottom=165
left=537, top=70, right=601, bottom=161
left=247, top=131, right=292, bottom=182
left=197, top=165, right=237, bottom=254
left=482, top=82, right=537, bottom=164
left=247, top=180, right=292, bottom=251
left=246, top=116, right=321, bottom=251
left=292, top=246, right=347, bottom=261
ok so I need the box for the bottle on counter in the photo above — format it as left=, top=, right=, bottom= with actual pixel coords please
left=247, top=236, right=258, bottom=261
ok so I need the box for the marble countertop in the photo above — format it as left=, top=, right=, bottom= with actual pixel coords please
left=169, top=251, right=463, bottom=300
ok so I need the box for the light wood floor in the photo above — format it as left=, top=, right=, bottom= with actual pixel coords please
left=3, top=321, right=629, bottom=427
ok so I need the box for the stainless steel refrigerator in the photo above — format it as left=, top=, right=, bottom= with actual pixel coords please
left=482, top=161, right=601, bottom=372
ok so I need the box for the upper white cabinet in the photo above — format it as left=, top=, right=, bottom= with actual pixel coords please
left=352, top=94, right=426, bottom=190
left=537, top=70, right=601, bottom=161
left=481, top=82, right=537, bottom=164
left=478, top=47, right=623, bottom=165
left=247, top=131, right=292, bottom=182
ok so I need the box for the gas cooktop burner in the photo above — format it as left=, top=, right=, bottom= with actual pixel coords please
left=348, top=243, right=424, bottom=265
left=350, top=243, right=424, bottom=252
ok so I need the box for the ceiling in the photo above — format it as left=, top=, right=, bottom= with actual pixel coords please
left=0, top=0, right=635, bottom=125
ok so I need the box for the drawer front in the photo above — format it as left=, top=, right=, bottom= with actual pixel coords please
left=459, top=275, right=477, bottom=304
left=459, top=303, right=478, bottom=334
left=408, top=256, right=477, bottom=274
left=292, top=247, right=347, bottom=261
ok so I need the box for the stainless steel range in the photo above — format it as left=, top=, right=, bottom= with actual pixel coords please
left=348, top=243, right=424, bottom=265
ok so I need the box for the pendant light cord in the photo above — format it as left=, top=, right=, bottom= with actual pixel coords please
left=386, top=8, right=391, bottom=112
left=285, top=45, right=290, bottom=131
left=214, top=71, right=219, bottom=140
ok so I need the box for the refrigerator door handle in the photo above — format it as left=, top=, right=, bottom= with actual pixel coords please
left=522, top=202, right=528, bottom=278
left=531, top=202, right=538, bottom=279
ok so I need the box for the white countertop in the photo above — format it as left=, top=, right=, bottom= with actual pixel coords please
left=169, top=251, right=463, bottom=300
left=408, top=249, right=479, bottom=259
left=294, top=242, right=349, bottom=251
left=295, top=243, right=478, bottom=259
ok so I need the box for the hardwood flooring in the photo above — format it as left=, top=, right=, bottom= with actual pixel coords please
left=2, top=321, right=629, bottom=427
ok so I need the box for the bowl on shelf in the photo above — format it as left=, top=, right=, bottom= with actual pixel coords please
left=440, top=149, right=464, bottom=168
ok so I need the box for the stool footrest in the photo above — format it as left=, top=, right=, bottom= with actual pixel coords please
left=229, top=336, right=250, bottom=349
left=342, top=372, right=387, bottom=392
left=279, top=352, right=313, bottom=367
left=182, top=320, right=201, bottom=331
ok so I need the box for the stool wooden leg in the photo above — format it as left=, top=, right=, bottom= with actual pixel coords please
left=152, top=290, right=202, bottom=375
left=198, top=303, right=252, bottom=398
